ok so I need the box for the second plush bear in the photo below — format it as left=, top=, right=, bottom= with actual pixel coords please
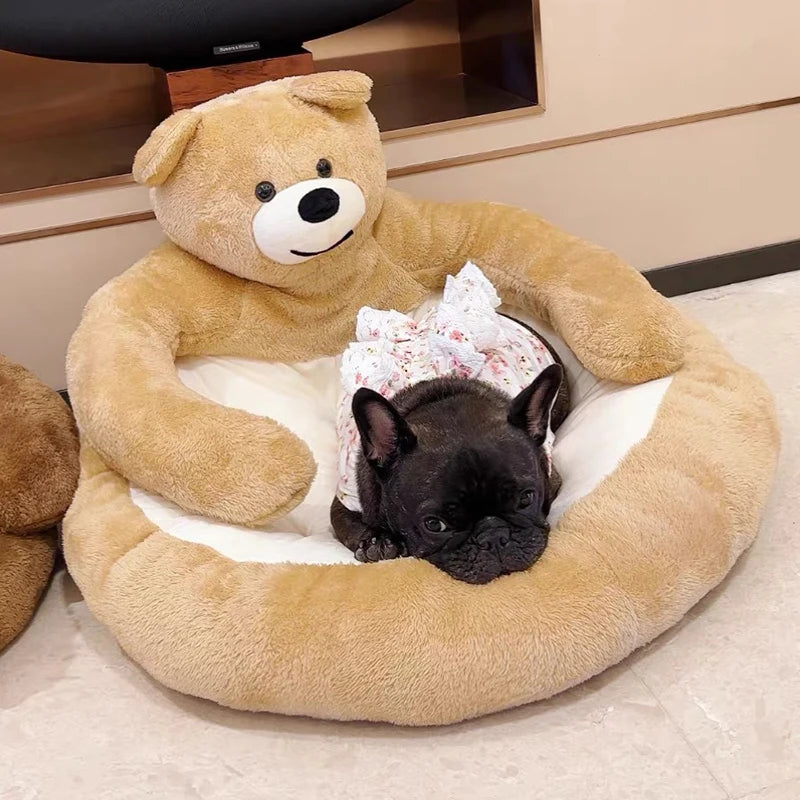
left=0, top=355, right=79, bottom=651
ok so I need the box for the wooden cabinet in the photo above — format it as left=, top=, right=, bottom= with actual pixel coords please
left=0, top=0, right=544, bottom=196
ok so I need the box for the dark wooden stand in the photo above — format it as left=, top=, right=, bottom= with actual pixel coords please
left=161, top=50, right=314, bottom=111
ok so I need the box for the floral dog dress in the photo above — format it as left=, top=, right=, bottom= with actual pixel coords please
left=336, top=262, right=557, bottom=512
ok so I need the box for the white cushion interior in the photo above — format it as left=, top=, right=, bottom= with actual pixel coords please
left=131, top=307, right=672, bottom=565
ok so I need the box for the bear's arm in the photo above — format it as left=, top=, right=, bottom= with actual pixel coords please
left=67, top=244, right=315, bottom=524
left=373, top=189, right=684, bottom=383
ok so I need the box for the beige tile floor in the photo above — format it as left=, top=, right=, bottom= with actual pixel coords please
left=1, top=271, right=798, bottom=800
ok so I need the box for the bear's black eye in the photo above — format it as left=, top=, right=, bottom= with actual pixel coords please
left=255, top=181, right=276, bottom=202
left=518, top=489, right=535, bottom=509
left=316, top=158, right=333, bottom=178
left=423, top=516, right=449, bottom=534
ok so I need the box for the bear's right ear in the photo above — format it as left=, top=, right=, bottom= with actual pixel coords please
left=132, top=109, right=201, bottom=187
left=289, top=71, right=372, bottom=111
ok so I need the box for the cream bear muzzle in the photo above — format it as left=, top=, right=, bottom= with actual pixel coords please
left=252, top=177, right=367, bottom=265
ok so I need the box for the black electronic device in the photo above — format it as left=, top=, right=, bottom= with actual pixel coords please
left=0, top=0, right=413, bottom=69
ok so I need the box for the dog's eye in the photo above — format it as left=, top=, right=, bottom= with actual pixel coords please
left=423, top=516, right=448, bottom=533
left=518, top=489, right=535, bottom=509
left=316, top=158, right=333, bottom=178
left=255, top=181, right=276, bottom=202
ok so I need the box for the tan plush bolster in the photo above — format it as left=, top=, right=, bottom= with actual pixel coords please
left=66, top=245, right=316, bottom=524
left=377, top=190, right=684, bottom=383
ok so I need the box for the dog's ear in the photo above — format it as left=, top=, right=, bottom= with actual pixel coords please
left=133, top=109, right=201, bottom=187
left=352, top=388, right=416, bottom=471
left=289, top=71, right=372, bottom=110
left=508, top=364, right=564, bottom=446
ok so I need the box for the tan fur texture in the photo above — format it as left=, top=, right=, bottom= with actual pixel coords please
left=0, top=531, right=57, bottom=652
left=0, top=355, right=79, bottom=650
left=132, top=110, right=201, bottom=187
left=62, top=73, right=771, bottom=723
left=0, top=355, right=79, bottom=536
left=62, top=317, right=778, bottom=724
left=289, top=70, right=374, bottom=110
left=67, top=72, right=686, bottom=526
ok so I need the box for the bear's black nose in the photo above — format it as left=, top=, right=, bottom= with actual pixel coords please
left=298, top=187, right=340, bottom=223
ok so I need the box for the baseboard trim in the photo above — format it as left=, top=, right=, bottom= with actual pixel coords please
left=644, top=238, right=800, bottom=297
left=0, top=210, right=156, bottom=246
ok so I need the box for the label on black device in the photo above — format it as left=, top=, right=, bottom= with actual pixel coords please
left=213, top=41, right=261, bottom=56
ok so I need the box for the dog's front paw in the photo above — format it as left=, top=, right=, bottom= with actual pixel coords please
left=355, top=534, right=406, bottom=563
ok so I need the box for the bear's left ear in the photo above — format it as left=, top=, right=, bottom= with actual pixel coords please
left=133, top=109, right=201, bottom=187
left=289, top=71, right=372, bottom=111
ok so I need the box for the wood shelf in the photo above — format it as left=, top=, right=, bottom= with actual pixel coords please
left=0, top=0, right=542, bottom=197
left=2, top=123, right=157, bottom=195
left=372, top=74, right=534, bottom=135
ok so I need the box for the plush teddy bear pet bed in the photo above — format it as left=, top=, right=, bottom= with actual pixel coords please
left=63, top=72, right=778, bottom=725
left=0, top=355, right=79, bottom=651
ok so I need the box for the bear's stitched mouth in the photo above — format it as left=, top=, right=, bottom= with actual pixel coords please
left=290, top=230, right=353, bottom=257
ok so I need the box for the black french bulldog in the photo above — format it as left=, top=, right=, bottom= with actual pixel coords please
left=330, top=358, right=569, bottom=584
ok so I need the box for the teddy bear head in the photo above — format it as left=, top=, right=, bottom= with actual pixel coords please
left=133, top=71, right=386, bottom=289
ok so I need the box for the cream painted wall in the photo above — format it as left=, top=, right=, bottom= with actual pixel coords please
left=391, top=103, right=800, bottom=270
left=311, top=0, right=459, bottom=59
left=2, top=103, right=799, bottom=390
left=0, top=219, right=164, bottom=388
left=3, top=0, right=800, bottom=386
left=384, top=0, right=800, bottom=168
left=0, top=182, right=150, bottom=240
left=4, top=0, right=800, bottom=242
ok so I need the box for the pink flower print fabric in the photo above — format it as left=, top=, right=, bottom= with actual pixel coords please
left=336, top=262, right=556, bottom=512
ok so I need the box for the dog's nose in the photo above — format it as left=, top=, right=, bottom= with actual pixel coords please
left=298, top=187, right=340, bottom=223
left=475, top=519, right=509, bottom=551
